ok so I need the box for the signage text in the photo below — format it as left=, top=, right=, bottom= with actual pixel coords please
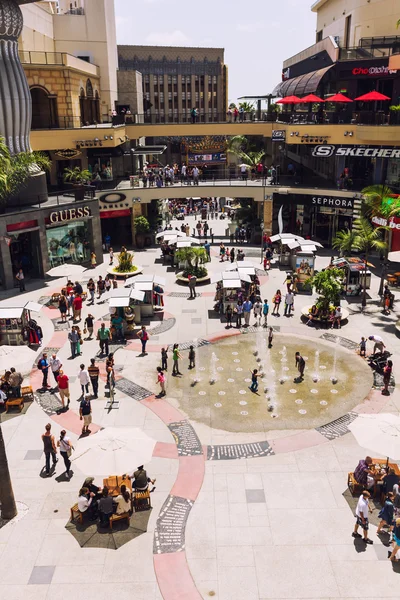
left=313, top=145, right=400, bottom=159
left=49, top=206, right=90, bottom=224
left=312, top=196, right=354, bottom=209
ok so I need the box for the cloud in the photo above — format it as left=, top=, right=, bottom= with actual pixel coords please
left=236, top=23, right=265, bottom=33
left=145, top=30, right=191, bottom=46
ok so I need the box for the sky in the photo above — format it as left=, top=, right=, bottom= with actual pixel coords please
left=114, top=0, right=316, bottom=104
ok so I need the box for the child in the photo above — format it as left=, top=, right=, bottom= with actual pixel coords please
left=263, top=299, right=269, bottom=327
left=156, top=367, right=166, bottom=397
left=268, top=327, right=273, bottom=348
left=161, top=347, right=168, bottom=371
left=109, top=247, right=114, bottom=266
left=188, top=345, right=195, bottom=369
left=359, top=336, right=366, bottom=358
left=263, top=255, right=268, bottom=270
left=250, top=369, right=259, bottom=393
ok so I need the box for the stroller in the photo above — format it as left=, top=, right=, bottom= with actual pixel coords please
left=368, top=350, right=391, bottom=375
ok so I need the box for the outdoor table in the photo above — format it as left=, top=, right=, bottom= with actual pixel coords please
left=103, top=475, right=133, bottom=497
left=370, top=459, right=400, bottom=499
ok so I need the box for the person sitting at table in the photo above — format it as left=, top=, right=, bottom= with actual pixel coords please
left=306, top=305, right=319, bottom=326
left=98, top=486, right=115, bottom=526
left=77, top=487, right=97, bottom=520
left=125, top=466, right=156, bottom=492
left=82, top=477, right=102, bottom=501
left=354, top=456, right=375, bottom=490
left=115, top=484, right=132, bottom=515
left=382, top=468, right=400, bottom=494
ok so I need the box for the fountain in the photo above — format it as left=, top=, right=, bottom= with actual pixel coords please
left=279, top=345, right=288, bottom=384
left=312, top=350, right=320, bottom=383
left=209, top=352, right=219, bottom=384
left=330, top=339, right=339, bottom=384
left=264, top=342, right=277, bottom=412
left=255, top=327, right=265, bottom=365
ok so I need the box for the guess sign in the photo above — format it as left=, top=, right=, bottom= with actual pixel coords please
left=49, top=206, right=90, bottom=224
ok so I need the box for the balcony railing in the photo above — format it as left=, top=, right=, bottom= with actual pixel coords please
left=20, top=51, right=99, bottom=76
left=339, top=37, right=400, bottom=60
left=58, top=7, right=85, bottom=15
left=124, top=112, right=275, bottom=125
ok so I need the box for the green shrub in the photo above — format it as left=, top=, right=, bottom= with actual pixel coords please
left=114, top=248, right=137, bottom=273
left=134, top=216, right=150, bottom=234
left=182, top=266, right=208, bottom=278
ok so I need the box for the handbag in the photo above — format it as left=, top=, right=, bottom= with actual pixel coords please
left=83, top=328, right=87, bottom=335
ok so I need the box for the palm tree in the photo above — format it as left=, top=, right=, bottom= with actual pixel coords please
left=226, top=135, right=248, bottom=157
left=237, top=149, right=266, bottom=169
left=0, top=136, right=51, bottom=208
left=239, top=101, right=255, bottom=115
left=334, top=218, right=387, bottom=307
left=63, top=167, right=92, bottom=184
left=332, top=228, right=359, bottom=256
left=361, top=184, right=400, bottom=219
left=0, top=423, right=17, bottom=520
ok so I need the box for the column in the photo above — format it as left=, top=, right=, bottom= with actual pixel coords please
left=263, top=197, right=273, bottom=236
left=36, top=212, right=49, bottom=277
left=0, top=221, right=14, bottom=289
left=0, top=0, right=32, bottom=153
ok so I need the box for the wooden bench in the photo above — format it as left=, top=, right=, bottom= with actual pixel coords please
left=348, top=472, right=364, bottom=496
left=133, top=489, right=151, bottom=511
left=21, top=386, right=34, bottom=400
left=5, top=397, right=24, bottom=413
left=109, top=512, right=130, bottom=530
left=70, top=503, right=83, bottom=524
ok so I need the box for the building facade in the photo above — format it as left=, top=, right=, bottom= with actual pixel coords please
left=117, top=45, right=228, bottom=123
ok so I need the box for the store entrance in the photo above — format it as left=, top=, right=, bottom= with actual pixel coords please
left=9, top=231, right=43, bottom=278
left=101, top=215, right=132, bottom=249
left=311, top=207, right=353, bottom=245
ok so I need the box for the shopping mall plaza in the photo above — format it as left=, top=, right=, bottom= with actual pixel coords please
left=2, top=1, right=400, bottom=599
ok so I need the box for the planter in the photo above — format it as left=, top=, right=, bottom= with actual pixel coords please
left=176, top=271, right=210, bottom=285
left=107, top=265, right=144, bottom=279
left=74, top=185, right=85, bottom=201
left=135, top=233, right=145, bottom=249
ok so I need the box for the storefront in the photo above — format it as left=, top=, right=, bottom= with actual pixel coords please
left=272, top=193, right=355, bottom=246
left=0, top=198, right=103, bottom=290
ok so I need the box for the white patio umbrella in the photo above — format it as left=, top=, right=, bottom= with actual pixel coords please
left=347, top=413, right=400, bottom=461
left=155, top=230, right=185, bottom=240
left=72, top=427, right=156, bottom=476
left=168, top=236, right=200, bottom=245
left=46, top=264, right=87, bottom=279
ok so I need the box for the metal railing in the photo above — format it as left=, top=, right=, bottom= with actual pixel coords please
left=58, top=7, right=85, bottom=15
left=277, top=110, right=393, bottom=126
left=125, top=112, right=275, bottom=125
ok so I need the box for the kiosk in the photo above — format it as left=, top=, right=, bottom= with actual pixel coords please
left=0, top=302, right=43, bottom=346
left=125, top=274, right=166, bottom=318
left=331, top=257, right=371, bottom=296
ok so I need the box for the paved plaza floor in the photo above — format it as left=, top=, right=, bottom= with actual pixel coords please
left=1, top=213, right=400, bottom=599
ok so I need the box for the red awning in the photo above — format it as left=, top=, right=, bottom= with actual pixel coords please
left=100, top=209, right=131, bottom=219
left=326, top=93, right=353, bottom=103
left=276, top=95, right=301, bottom=104
left=355, top=91, right=391, bottom=101
left=298, top=94, right=325, bottom=103
left=7, top=220, right=38, bottom=232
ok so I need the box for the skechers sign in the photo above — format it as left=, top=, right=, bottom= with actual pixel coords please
left=312, top=145, right=400, bottom=158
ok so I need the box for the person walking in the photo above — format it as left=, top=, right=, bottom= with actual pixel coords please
left=263, top=299, right=269, bottom=327
left=16, top=268, right=25, bottom=292
left=42, top=423, right=57, bottom=476
left=352, top=490, right=373, bottom=545
left=88, top=358, right=100, bottom=398
left=84, top=314, right=94, bottom=339
left=138, top=326, right=149, bottom=355
left=87, top=279, right=95, bottom=305
left=9, top=367, right=23, bottom=398
left=272, top=290, right=282, bottom=316
left=57, top=430, right=73, bottom=478
left=109, top=247, right=114, bottom=266
left=382, top=359, right=393, bottom=395
left=49, top=353, right=62, bottom=389
left=253, top=298, right=263, bottom=327
left=79, top=395, right=92, bottom=435
left=192, top=166, right=199, bottom=185
left=97, top=322, right=111, bottom=356
left=156, top=367, right=166, bottom=397
left=295, top=352, right=306, bottom=380
left=389, top=518, right=400, bottom=561
left=188, top=345, right=196, bottom=369
left=172, top=344, right=182, bottom=376
left=78, top=364, right=90, bottom=397
left=56, top=369, right=70, bottom=409
left=377, top=492, right=395, bottom=535
left=68, top=328, right=79, bottom=359
left=250, top=369, right=259, bottom=393
left=243, top=297, right=253, bottom=327
left=38, top=352, right=50, bottom=388
left=284, top=291, right=294, bottom=317
left=188, top=274, right=197, bottom=299
left=97, top=276, right=105, bottom=298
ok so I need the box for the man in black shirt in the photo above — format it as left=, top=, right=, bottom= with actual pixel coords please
left=295, top=352, right=305, bottom=380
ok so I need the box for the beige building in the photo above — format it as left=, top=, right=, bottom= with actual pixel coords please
left=118, top=45, right=228, bottom=122
left=20, top=0, right=118, bottom=123
left=312, top=0, right=399, bottom=48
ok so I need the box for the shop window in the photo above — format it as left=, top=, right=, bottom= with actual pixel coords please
left=46, top=222, right=90, bottom=266
left=30, top=86, right=58, bottom=129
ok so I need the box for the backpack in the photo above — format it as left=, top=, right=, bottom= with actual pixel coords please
left=38, top=358, right=45, bottom=370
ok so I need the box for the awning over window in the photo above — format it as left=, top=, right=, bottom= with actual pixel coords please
left=273, top=65, right=335, bottom=98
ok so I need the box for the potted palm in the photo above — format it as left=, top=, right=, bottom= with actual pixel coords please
left=63, top=166, right=92, bottom=201
left=134, top=215, right=150, bottom=248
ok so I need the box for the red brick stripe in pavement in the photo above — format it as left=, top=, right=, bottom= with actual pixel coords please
left=154, top=552, right=203, bottom=600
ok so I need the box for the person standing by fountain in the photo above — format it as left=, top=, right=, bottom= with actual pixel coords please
left=284, top=291, right=294, bottom=317
left=138, top=326, right=150, bottom=356
left=382, top=359, right=393, bottom=395
left=253, top=298, right=262, bottom=327
left=161, top=347, right=168, bottom=371
left=250, top=369, right=260, bottom=393
left=295, top=352, right=305, bottom=380
left=156, top=367, right=166, bottom=397
left=172, top=344, right=183, bottom=376
left=268, top=327, right=274, bottom=348
left=243, top=297, right=253, bottom=327
left=188, top=345, right=196, bottom=369
left=235, top=299, right=244, bottom=328
left=271, top=290, right=281, bottom=316
left=262, top=299, right=269, bottom=327
left=188, top=274, right=197, bottom=299
left=225, top=304, right=233, bottom=328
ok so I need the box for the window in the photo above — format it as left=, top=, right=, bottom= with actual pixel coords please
left=159, top=75, right=163, bottom=83
left=168, top=76, right=172, bottom=84
left=344, top=14, right=352, bottom=48
left=46, top=221, right=90, bottom=264
left=316, top=30, right=323, bottom=42
left=144, top=75, right=150, bottom=83
left=172, top=76, right=177, bottom=83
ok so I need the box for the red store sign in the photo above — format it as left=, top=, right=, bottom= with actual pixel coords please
left=352, top=66, right=397, bottom=76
